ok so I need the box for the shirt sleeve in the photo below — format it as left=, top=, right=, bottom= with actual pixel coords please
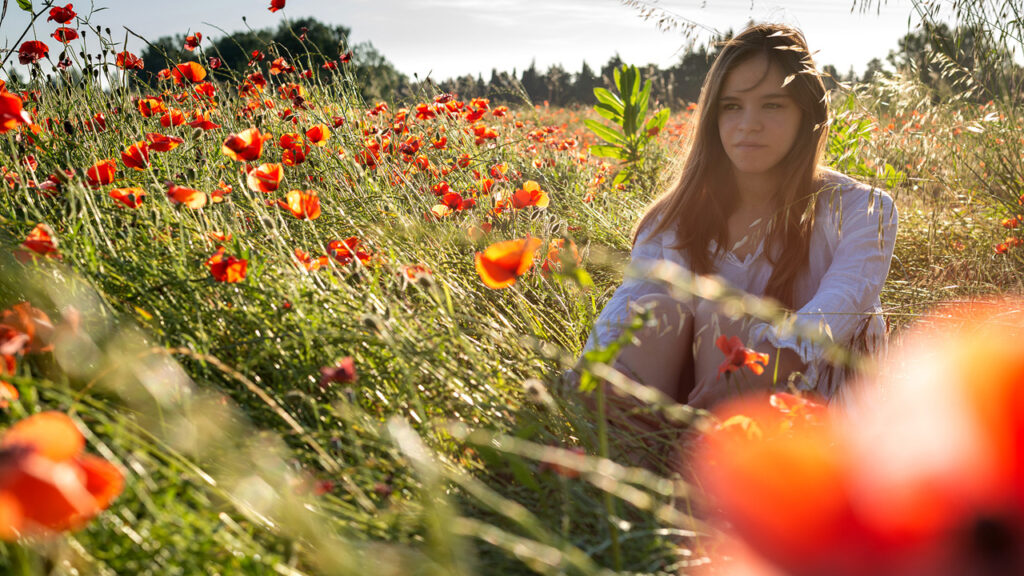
left=579, top=222, right=671, bottom=356
left=748, top=180, right=899, bottom=370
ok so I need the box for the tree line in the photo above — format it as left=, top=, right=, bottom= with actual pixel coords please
left=135, top=17, right=1022, bottom=110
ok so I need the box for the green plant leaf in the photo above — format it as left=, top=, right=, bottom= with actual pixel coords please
left=613, top=167, right=634, bottom=186
left=584, top=119, right=627, bottom=146
left=634, top=80, right=652, bottom=133
left=593, top=88, right=624, bottom=113
left=645, top=108, right=670, bottom=132
left=16, top=0, right=31, bottom=11
left=594, top=102, right=623, bottom=123
left=589, top=145, right=628, bottom=160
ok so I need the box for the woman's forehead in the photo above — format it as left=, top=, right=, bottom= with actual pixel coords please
left=720, top=55, right=788, bottom=96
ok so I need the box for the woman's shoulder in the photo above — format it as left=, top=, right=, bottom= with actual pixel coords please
left=816, top=167, right=897, bottom=216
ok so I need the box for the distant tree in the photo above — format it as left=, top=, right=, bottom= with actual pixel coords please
left=545, top=63, right=571, bottom=106
left=572, top=61, right=600, bottom=105
left=520, top=60, right=544, bottom=104
left=861, top=58, right=886, bottom=84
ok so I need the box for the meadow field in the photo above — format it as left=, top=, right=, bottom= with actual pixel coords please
left=1, top=1, right=1023, bottom=575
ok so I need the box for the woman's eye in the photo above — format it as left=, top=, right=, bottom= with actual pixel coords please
left=721, top=103, right=739, bottom=111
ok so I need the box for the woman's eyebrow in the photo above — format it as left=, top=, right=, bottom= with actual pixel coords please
left=719, top=92, right=790, bottom=101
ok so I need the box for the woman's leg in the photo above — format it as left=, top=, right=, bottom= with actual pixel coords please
left=613, top=293, right=695, bottom=403
left=687, top=300, right=808, bottom=410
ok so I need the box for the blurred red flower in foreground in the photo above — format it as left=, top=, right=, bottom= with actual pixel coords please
left=246, top=162, right=283, bottom=193
left=319, top=357, right=357, bottom=388
left=166, top=184, right=207, bottom=209
left=17, top=224, right=60, bottom=260
left=109, top=187, right=145, bottom=209
left=269, top=0, right=286, bottom=12
left=693, top=301, right=1024, bottom=576
left=475, top=237, right=542, bottom=289
left=205, top=247, right=247, bottom=283
left=18, top=41, right=48, bottom=65
left=0, top=411, right=124, bottom=538
left=47, top=4, right=77, bottom=24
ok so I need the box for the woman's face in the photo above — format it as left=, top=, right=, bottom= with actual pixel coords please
left=716, top=54, right=802, bottom=182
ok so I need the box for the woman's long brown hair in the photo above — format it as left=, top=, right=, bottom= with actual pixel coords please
left=632, top=23, right=830, bottom=309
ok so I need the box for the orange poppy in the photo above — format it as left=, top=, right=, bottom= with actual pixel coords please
left=19, top=224, right=59, bottom=259
left=207, top=231, right=232, bottom=243
left=279, top=132, right=302, bottom=150
left=205, top=247, right=247, bottom=283
left=211, top=181, right=232, bottom=203
left=187, top=109, right=220, bottom=131
left=0, top=381, right=18, bottom=408
left=540, top=238, right=581, bottom=275
left=475, top=237, right=542, bottom=289
left=171, top=62, right=206, bottom=86
left=293, top=248, right=329, bottom=271
left=246, top=163, right=284, bottom=193
left=160, top=108, right=185, bottom=128
left=137, top=97, right=166, bottom=117
left=166, top=184, right=207, bottom=209
left=511, top=181, right=550, bottom=210
left=0, top=302, right=54, bottom=354
left=0, top=411, right=124, bottom=538
left=277, top=190, right=321, bottom=220
left=115, top=51, right=143, bottom=71
left=328, top=237, right=371, bottom=265
left=282, top=145, right=309, bottom=166
left=85, top=159, right=116, bottom=188
left=305, top=124, right=331, bottom=146
left=145, top=132, right=183, bottom=152
left=120, top=142, right=150, bottom=170
left=716, top=335, right=770, bottom=376
left=109, top=187, right=145, bottom=208
left=0, top=92, right=32, bottom=133
left=222, top=127, right=265, bottom=162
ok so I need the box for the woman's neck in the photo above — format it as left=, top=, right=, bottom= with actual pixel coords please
left=733, top=170, right=779, bottom=215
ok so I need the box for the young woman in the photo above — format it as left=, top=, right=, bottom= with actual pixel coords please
left=574, top=23, right=898, bottom=413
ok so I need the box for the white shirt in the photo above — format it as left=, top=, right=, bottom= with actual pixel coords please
left=579, top=167, right=899, bottom=405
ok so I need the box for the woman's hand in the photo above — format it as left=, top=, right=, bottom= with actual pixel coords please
left=687, top=345, right=805, bottom=410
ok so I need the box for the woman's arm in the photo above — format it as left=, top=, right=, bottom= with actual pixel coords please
left=747, top=180, right=899, bottom=376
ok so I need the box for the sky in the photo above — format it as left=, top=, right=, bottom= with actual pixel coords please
left=0, top=0, right=922, bottom=82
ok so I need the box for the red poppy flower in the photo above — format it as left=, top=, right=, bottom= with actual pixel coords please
left=166, top=184, right=207, bottom=209
left=246, top=163, right=284, bottom=193
left=511, top=181, right=550, bottom=209
left=278, top=132, right=302, bottom=150
left=293, top=248, right=329, bottom=271
left=492, top=106, right=509, bottom=117
left=159, top=108, right=185, bottom=128
left=18, top=41, right=48, bottom=65
left=84, top=112, right=105, bottom=132
left=47, top=4, right=76, bottom=23
left=109, top=187, right=145, bottom=208
left=269, top=0, right=285, bottom=12
left=171, top=62, right=205, bottom=86
left=208, top=57, right=222, bottom=70
left=211, top=181, right=232, bottom=204
left=278, top=190, right=321, bottom=220
left=221, top=127, right=265, bottom=162
left=540, top=239, right=581, bottom=275
left=305, top=124, right=330, bottom=146
left=319, top=357, right=357, bottom=388
left=0, top=302, right=54, bottom=355
left=51, top=27, right=79, bottom=44
left=282, top=144, right=309, bottom=166
left=187, top=109, right=220, bottom=131
left=120, top=142, right=150, bottom=170
left=475, top=237, right=542, bottom=289
left=269, top=57, right=293, bottom=75
left=15, top=224, right=59, bottom=261
left=0, top=411, right=124, bottom=538
left=183, top=32, right=202, bottom=52
left=716, top=335, right=770, bottom=376
left=144, top=132, right=183, bottom=152
left=471, top=123, right=498, bottom=145
left=205, top=247, right=247, bottom=283
left=0, top=92, right=32, bottom=133
left=85, top=159, right=116, bottom=188
left=328, top=237, right=371, bottom=265
left=115, top=51, right=143, bottom=71
left=136, top=97, right=166, bottom=117
left=339, top=50, right=353, bottom=63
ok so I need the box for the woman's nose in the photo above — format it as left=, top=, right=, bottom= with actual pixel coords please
left=739, top=109, right=763, bottom=132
